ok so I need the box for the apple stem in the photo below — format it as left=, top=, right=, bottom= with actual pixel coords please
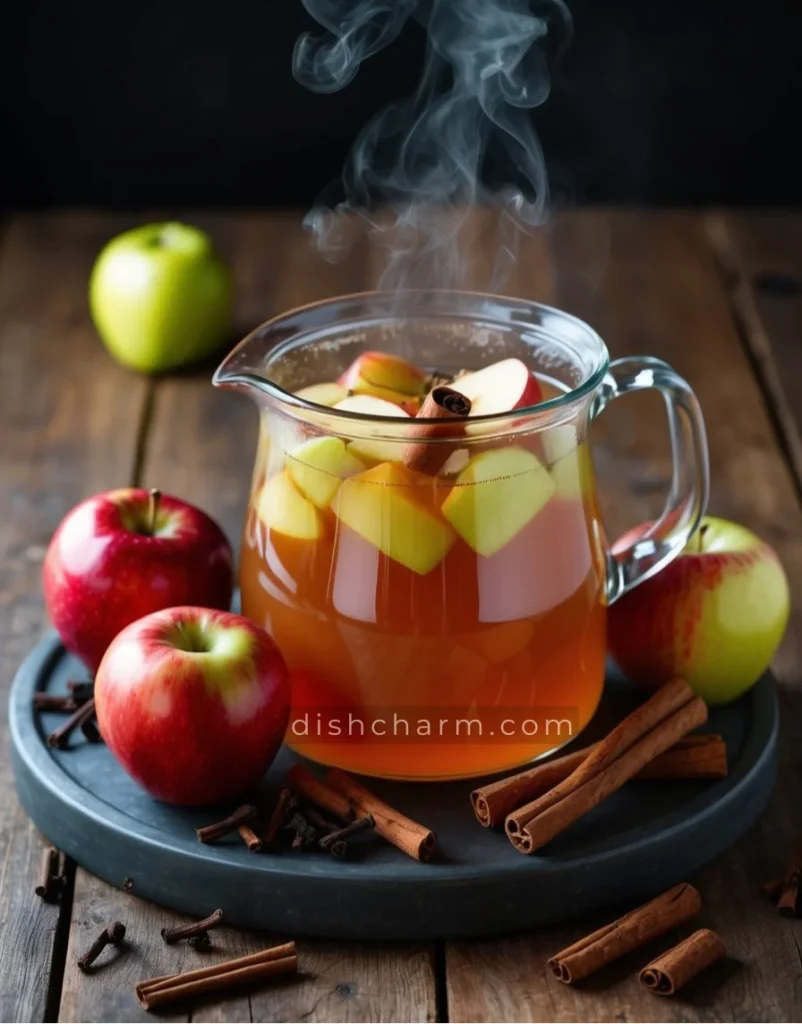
left=147, top=488, right=161, bottom=536
left=694, top=523, right=709, bottom=553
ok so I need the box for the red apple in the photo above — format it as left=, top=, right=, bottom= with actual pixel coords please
left=43, top=488, right=233, bottom=673
left=95, top=607, right=290, bottom=805
left=608, top=516, right=790, bottom=704
left=451, top=358, right=543, bottom=416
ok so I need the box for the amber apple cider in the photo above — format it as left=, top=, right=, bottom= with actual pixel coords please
left=239, top=376, right=608, bottom=780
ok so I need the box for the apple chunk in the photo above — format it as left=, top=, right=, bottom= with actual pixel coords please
left=334, top=393, right=410, bottom=464
left=338, top=351, right=427, bottom=407
left=295, top=382, right=348, bottom=408
left=451, top=358, right=543, bottom=417
left=441, top=447, right=556, bottom=556
left=256, top=472, right=325, bottom=540
left=286, top=436, right=365, bottom=509
left=332, top=462, right=455, bottom=575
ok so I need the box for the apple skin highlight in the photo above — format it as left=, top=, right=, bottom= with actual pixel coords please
left=95, top=607, right=290, bottom=806
left=608, top=516, right=790, bottom=704
left=43, top=488, right=234, bottom=672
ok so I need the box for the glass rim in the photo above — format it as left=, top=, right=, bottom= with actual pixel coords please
left=213, top=288, right=611, bottom=427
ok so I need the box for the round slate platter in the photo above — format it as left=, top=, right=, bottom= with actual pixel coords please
left=11, top=632, right=777, bottom=941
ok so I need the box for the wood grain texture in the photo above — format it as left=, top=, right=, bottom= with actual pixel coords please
left=61, top=212, right=436, bottom=1023
left=446, top=210, right=802, bottom=1023
left=706, top=211, right=802, bottom=493
left=0, top=212, right=150, bottom=1021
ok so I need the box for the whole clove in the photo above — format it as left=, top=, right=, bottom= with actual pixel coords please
left=286, top=811, right=318, bottom=849
left=260, top=789, right=297, bottom=846
left=237, top=824, right=264, bottom=852
left=47, top=699, right=97, bottom=750
left=188, top=932, right=213, bottom=952
left=33, top=693, right=80, bottom=713
left=317, top=811, right=374, bottom=851
left=161, top=909, right=225, bottom=945
left=196, top=806, right=257, bottom=844
left=35, top=847, right=59, bottom=901
left=78, top=921, right=126, bottom=971
left=67, top=680, right=95, bottom=703
left=304, top=806, right=340, bottom=836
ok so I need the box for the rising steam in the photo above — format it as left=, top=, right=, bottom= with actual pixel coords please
left=294, top=0, right=572, bottom=291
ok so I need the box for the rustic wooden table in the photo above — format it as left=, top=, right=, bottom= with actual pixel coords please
left=1, top=209, right=801, bottom=1023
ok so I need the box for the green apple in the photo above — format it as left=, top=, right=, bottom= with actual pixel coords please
left=89, top=222, right=232, bottom=373
left=441, top=447, right=556, bottom=557
left=608, top=515, right=790, bottom=704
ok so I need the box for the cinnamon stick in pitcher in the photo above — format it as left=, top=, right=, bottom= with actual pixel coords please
left=401, top=386, right=471, bottom=475
left=639, top=929, right=726, bottom=996
left=506, top=679, right=708, bottom=853
left=548, top=883, right=702, bottom=984
left=324, top=768, right=437, bottom=861
left=472, top=733, right=726, bottom=828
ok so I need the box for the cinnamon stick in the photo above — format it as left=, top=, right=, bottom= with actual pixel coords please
left=324, top=768, right=436, bottom=861
left=472, top=734, right=726, bottom=828
left=548, top=883, right=702, bottom=984
left=401, top=386, right=471, bottom=475
left=136, top=942, right=297, bottom=1010
left=506, top=680, right=708, bottom=853
left=196, top=805, right=257, bottom=844
left=639, top=929, right=726, bottom=995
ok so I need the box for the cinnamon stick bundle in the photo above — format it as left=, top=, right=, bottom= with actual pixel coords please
left=548, top=883, right=702, bottom=984
left=472, top=733, right=726, bottom=828
left=401, top=386, right=471, bottom=475
left=506, top=679, right=708, bottom=854
left=324, top=768, right=437, bottom=862
left=639, top=929, right=726, bottom=995
left=136, top=942, right=297, bottom=1011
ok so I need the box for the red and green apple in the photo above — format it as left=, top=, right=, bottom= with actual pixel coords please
left=608, top=515, right=790, bottom=704
left=95, top=607, right=290, bottom=805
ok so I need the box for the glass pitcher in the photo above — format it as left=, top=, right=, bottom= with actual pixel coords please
left=213, top=290, right=708, bottom=781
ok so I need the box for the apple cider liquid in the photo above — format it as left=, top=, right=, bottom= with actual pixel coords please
left=239, top=376, right=608, bottom=780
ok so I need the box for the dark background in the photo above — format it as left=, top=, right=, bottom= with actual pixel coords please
left=2, top=0, right=801, bottom=210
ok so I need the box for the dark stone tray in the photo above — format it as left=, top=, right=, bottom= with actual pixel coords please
left=10, top=632, right=777, bottom=941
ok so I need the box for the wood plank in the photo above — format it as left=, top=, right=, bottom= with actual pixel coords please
left=446, top=210, right=802, bottom=1023
left=706, top=210, right=802, bottom=491
left=0, top=212, right=150, bottom=1022
left=61, top=211, right=437, bottom=1023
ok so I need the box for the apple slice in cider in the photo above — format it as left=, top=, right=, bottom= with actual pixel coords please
left=451, top=358, right=543, bottom=417
left=332, top=462, right=456, bottom=575
left=333, top=393, right=411, bottom=464
left=256, top=472, right=326, bottom=540
left=441, top=446, right=556, bottom=557
left=286, top=436, right=365, bottom=509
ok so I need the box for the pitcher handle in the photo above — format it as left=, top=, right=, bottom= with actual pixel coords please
left=592, top=356, right=710, bottom=604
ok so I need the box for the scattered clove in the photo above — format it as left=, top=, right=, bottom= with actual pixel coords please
left=162, top=909, right=225, bottom=945
left=47, top=699, right=98, bottom=750
left=33, top=693, right=80, bottom=713
left=763, top=854, right=802, bottom=918
left=196, top=806, right=257, bottom=844
left=237, top=824, right=264, bottom=852
left=188, top=932, right=213, bottom=952
left=286, top=811, right=318, bottom=850
left=260, top=788, right=297, bottom=846
left=67, top=680, right=95, bottom=703
left=78, top=921, right=126, bottom=971
left=35, top=847, right=59, bottom=901
left=319, top=814, right=375, bottom=857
